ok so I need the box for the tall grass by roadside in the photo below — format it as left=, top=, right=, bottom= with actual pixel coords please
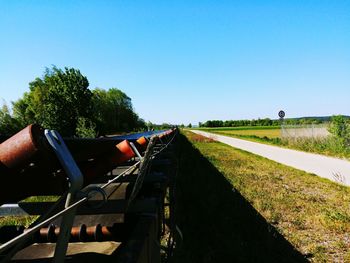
left=195, top=116, right=350, bottom=159
left=174, top=131, right=350, bottom=262
left=281, top=136, right=350, bottom=159
left=201, top=129, right=350, bottom=159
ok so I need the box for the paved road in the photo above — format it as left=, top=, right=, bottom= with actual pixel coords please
left=191, top=130, right=350, bottom=186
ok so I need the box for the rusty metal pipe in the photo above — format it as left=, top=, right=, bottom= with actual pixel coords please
left=83, top=140, right=135, bottom=183
left=0, top=124, right=49, bottom=170
left=0, top=127, right=139, bottom=203
left=86, top=224, right=103, bottom=241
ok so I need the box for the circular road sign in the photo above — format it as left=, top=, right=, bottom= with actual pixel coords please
left=278, top=110, right=285, bottom=118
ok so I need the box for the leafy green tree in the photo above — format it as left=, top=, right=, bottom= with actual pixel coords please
left=92, top=88, right=145, bottom=135
left=0, top=103, right=21, bottom=135
left=329, top=115, right=350, bottom=146
left=75, top=117, right=97, bottom=138
left=7, top=66, right=146, bottom=137
left=12, top=66, right=93, bottom=136
left=11, top=92, right=35, bottom=128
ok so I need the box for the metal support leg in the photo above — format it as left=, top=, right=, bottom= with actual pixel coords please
left=45, top=130, right=84, bottom=263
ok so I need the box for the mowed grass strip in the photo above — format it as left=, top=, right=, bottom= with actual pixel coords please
left=184, top=131, right=350, bottom=262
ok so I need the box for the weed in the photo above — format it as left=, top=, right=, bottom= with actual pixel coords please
left=333, top=172, right=346, bottom=184
left=190, top=133, right=215, bottom=143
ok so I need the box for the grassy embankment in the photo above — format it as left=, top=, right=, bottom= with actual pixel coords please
left=172, top=131, right=350, bottom=262
left=196, top=126, right=350, bottom=159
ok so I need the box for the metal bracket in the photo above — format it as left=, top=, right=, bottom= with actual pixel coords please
left=45, top=130, right=84, bottom=263
left=129, top=142, right=143, bottom=160
left=79, top=186, right=107, bottom=209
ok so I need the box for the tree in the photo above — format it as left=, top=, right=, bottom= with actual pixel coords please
left=7, top=66, right=146, bottom=137
left=0, top=103, right=21, bottom=135
left=75, top=117, right=97, bottom=138
left=12, top=66, right=93, bottom=136
left=11, top=92, right=35, bottom=129
left=92, top=88, right=145, bottom=135
left=329, top=115, right=350, bottom=146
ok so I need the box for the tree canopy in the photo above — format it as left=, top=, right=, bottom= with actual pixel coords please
left=199, top=116, right=349, bottom=128
left=92, top=88, right=144, bottom=135
left=329, top=115, right=350, bottom=147
left=1, top=66, right=146, bottom=137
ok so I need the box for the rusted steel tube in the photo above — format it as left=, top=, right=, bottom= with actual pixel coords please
left=0, top=124, right=48, bottom=169
left=101, top=225, right=114, bottom=238
left=71, top=224, right=87, bottom=241
left=83, top=140, right=135, bottom=183
left=38, top=224, right=56, bottom=242
left=86, top=224, right=103, bottom=241
left=0, top=224, right=125, bottom=243
left=0, top=140, right=136, bottom=202
left=17, top=224, right=120, bottom=242
left=64, top=138, right=124, bottom=162
left=53, top=224, right=87, bottom=242
left=135, top=136, right=148, bottom=152
left=63, top=133, right=154, bottom=162
left=115, top=140, right=135, bottom=164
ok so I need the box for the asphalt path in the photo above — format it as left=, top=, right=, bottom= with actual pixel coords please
left=191, top=130, right=350, bottom=186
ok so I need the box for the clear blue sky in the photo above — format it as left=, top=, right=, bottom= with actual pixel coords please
left=0, top=1, right=349, bottom=125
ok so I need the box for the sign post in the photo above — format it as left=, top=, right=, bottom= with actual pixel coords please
left=278, top=110, right=285, bottom=121
left=278, top=110, right=285, bottom=138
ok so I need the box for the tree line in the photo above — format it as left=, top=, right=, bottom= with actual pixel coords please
left=199, top=118, right=278, bottom=128
left=199, top=117, right=349, bottom=128
left=0, top=66, right=146, bottom=137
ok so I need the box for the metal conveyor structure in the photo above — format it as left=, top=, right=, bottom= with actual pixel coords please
left=0, top=125, right=178, bottom=263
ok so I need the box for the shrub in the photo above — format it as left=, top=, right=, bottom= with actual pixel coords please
left=329, top=115, right=350, bottom=148
left=75, top=117, right=97, bottom=138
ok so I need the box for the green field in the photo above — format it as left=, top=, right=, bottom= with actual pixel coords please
left=195, top=126, right=350, bottom=159
left=172, top=131, right=350, bottom=262
left=198, top=125, right=280, bottom=131
left=196, top=126, right=282, bottom=147
left=202, top=127, right=281, bottom=139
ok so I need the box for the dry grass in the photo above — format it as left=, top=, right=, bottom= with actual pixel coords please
left=183, top=130, right=350, bottom=262
left=190, top=133, right=216, bottom=143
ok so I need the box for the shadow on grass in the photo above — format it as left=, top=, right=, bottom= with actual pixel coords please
left=171, top=134, right=308, bottom=263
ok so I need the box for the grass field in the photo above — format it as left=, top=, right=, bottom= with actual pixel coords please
left=172, top=131, right=350, bottom=262
left=198, top=125, right=280, bottom=132
left=196, top=127, right=350, bottom=159
left=197, top=126, right=281, bottom=139
left=209, top=128, right=280, bottom=138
